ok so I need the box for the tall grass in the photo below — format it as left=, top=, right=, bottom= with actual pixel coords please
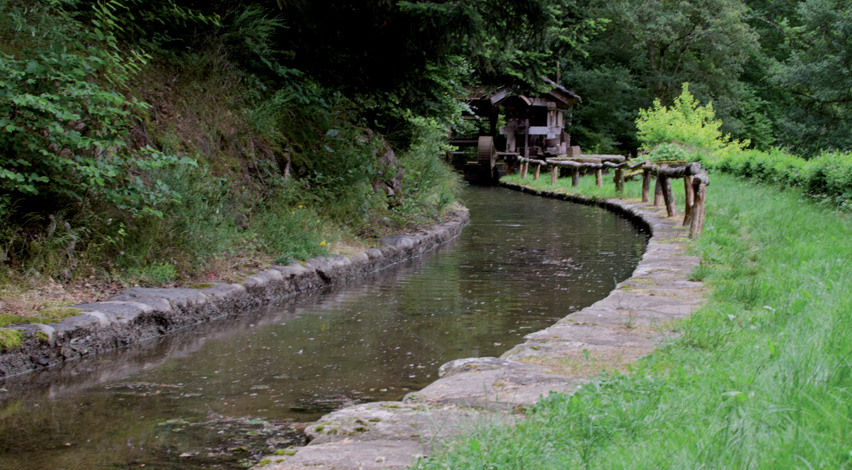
left=418, top=172, right=852, bottom=469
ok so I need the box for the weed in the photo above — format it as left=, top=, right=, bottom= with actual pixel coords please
left=0, top=329, right=22, bottom=350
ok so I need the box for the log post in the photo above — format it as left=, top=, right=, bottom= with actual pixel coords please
left=661, top=175, right=677, bottom=217
left=572, top=168, right=581, bottom=187
left=595, top=168, right=603, bottom=187
left=550, top=164, right=558, bottom=185
left=533, top=162, right=541, bottom=181
left=682, top=175, right=695, bottom=226
left=642, top=168, right=652, bottom=202
left=521, top=161, right=528, bottom=179
left=654, top=175, right=664, bottom=206
left=615, top=167, right=625, bottom=193
left=689, top=181, right=707, bottom=238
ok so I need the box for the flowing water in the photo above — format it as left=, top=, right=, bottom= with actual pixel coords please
left=0, top=186, right=648, bottom=469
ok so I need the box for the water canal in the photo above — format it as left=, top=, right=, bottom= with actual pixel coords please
left=0, top=186, right=648, bottom=469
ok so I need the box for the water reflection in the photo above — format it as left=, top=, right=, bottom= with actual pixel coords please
left=0, top=186, right=648, bottom=469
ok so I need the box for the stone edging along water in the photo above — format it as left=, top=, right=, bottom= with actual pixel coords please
left=257, top=182, right=707, bottom=470
left=0, top=208, right=471, bottom=379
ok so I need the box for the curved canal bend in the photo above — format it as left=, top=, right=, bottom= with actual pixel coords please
left=0, top=186, right=648, bottom=469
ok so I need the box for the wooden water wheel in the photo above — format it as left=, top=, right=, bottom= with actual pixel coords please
left=477, top=136, right=497, bottom=183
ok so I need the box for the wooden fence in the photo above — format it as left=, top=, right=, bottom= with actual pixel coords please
left=515, top=156, right=709, bottom=239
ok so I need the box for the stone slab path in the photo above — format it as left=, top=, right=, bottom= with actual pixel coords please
left=258, top=184, right=707, bottom=470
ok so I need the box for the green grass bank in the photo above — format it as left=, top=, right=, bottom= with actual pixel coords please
left=417, top=170, right=852, bottom=469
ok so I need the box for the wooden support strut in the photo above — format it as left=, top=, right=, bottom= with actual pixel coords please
left=683, top=175, right=695, bottom=226
left=689, top=171, right=710, bottom=238
left=525, top=157, right=707, bottom=233
left=660, top=175, right=677, bottom=217
left=615, top=167, right=625, bottom=193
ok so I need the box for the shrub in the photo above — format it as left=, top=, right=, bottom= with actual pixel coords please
left=0, top=0, right=194, bottom=217
left=636, top=83, right=745, bottom=153
left=707, top=148, right=852, bottom=208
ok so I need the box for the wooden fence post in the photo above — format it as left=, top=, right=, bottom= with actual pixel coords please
left=661, top=175, right=677, bottom=217
left=521, top=161, right=528, bottom=179
left=572, top=168, right=581, bottom=187
left=550, top=164, right=558, bottom=185
left=615, top=167, right=625, bottom=193
left=533, top=162, right=541, bottom=181
left=595, top=168, right=603, bottom=187
left=642, top=168, right=652, bottom=202
left=689, top=181, right=707, bottom=238
left=654, top=175, right=664, bottom=206
left=683, top=175, right=695, bottom=226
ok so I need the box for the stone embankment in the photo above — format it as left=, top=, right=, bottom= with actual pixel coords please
left=0, top=208, right=470, bottom=378
left=258, top=183, right=706, bottom=470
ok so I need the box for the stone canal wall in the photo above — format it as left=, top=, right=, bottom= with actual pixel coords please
left=259, top=183, right=706, bottom=470
left=0, top=208, right=470, bottom=378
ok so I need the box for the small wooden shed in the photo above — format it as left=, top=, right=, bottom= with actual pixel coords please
left=496, top=77, right=581, bottom=157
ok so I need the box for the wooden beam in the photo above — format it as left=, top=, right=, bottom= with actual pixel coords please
left=661, top=175, right=677, bottom=217
left=683, top=175, right=695, bottom=226
left=642, top=168, right=652, bottom=202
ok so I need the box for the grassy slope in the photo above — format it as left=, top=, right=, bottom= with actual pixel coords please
left=418, top=172, right=852, bottom=469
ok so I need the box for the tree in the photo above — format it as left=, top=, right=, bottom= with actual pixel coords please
left=770, top=0, right=852, bottom=154
left=559, top=0, right=757, bottom=152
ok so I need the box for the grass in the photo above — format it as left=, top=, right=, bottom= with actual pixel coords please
left=417, top=171, right=852, bottom=469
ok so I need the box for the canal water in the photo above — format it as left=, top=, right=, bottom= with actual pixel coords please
left=0, top=186, right=648, bottom=469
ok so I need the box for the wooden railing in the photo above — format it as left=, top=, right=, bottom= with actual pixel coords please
left=515, top=156, right=709, bottom=239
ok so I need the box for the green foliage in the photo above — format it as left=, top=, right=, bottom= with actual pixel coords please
left=0, top=329, right=22, bottom=350
left=397, top=116, right=463, bottom=214
left=770, top=0, right=852, bottom=155
left=636, top=83, right=744, bottom=152
left=646, top=142, right=692, bottom=164
left=0, top=0, right=194, bottom=216
left=709, top=148, right=852, bottom=209
left=254, top=194, right=329, bottom=266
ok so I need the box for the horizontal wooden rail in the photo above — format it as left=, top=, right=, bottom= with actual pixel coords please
left=514, top=156, right=710, bottom=239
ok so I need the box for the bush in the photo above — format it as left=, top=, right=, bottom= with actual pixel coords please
left=636, top=83, right=745, bottom=153
left=0, top=0, right=193, bottom=217
left=707, top=148, right=852, bottom=208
